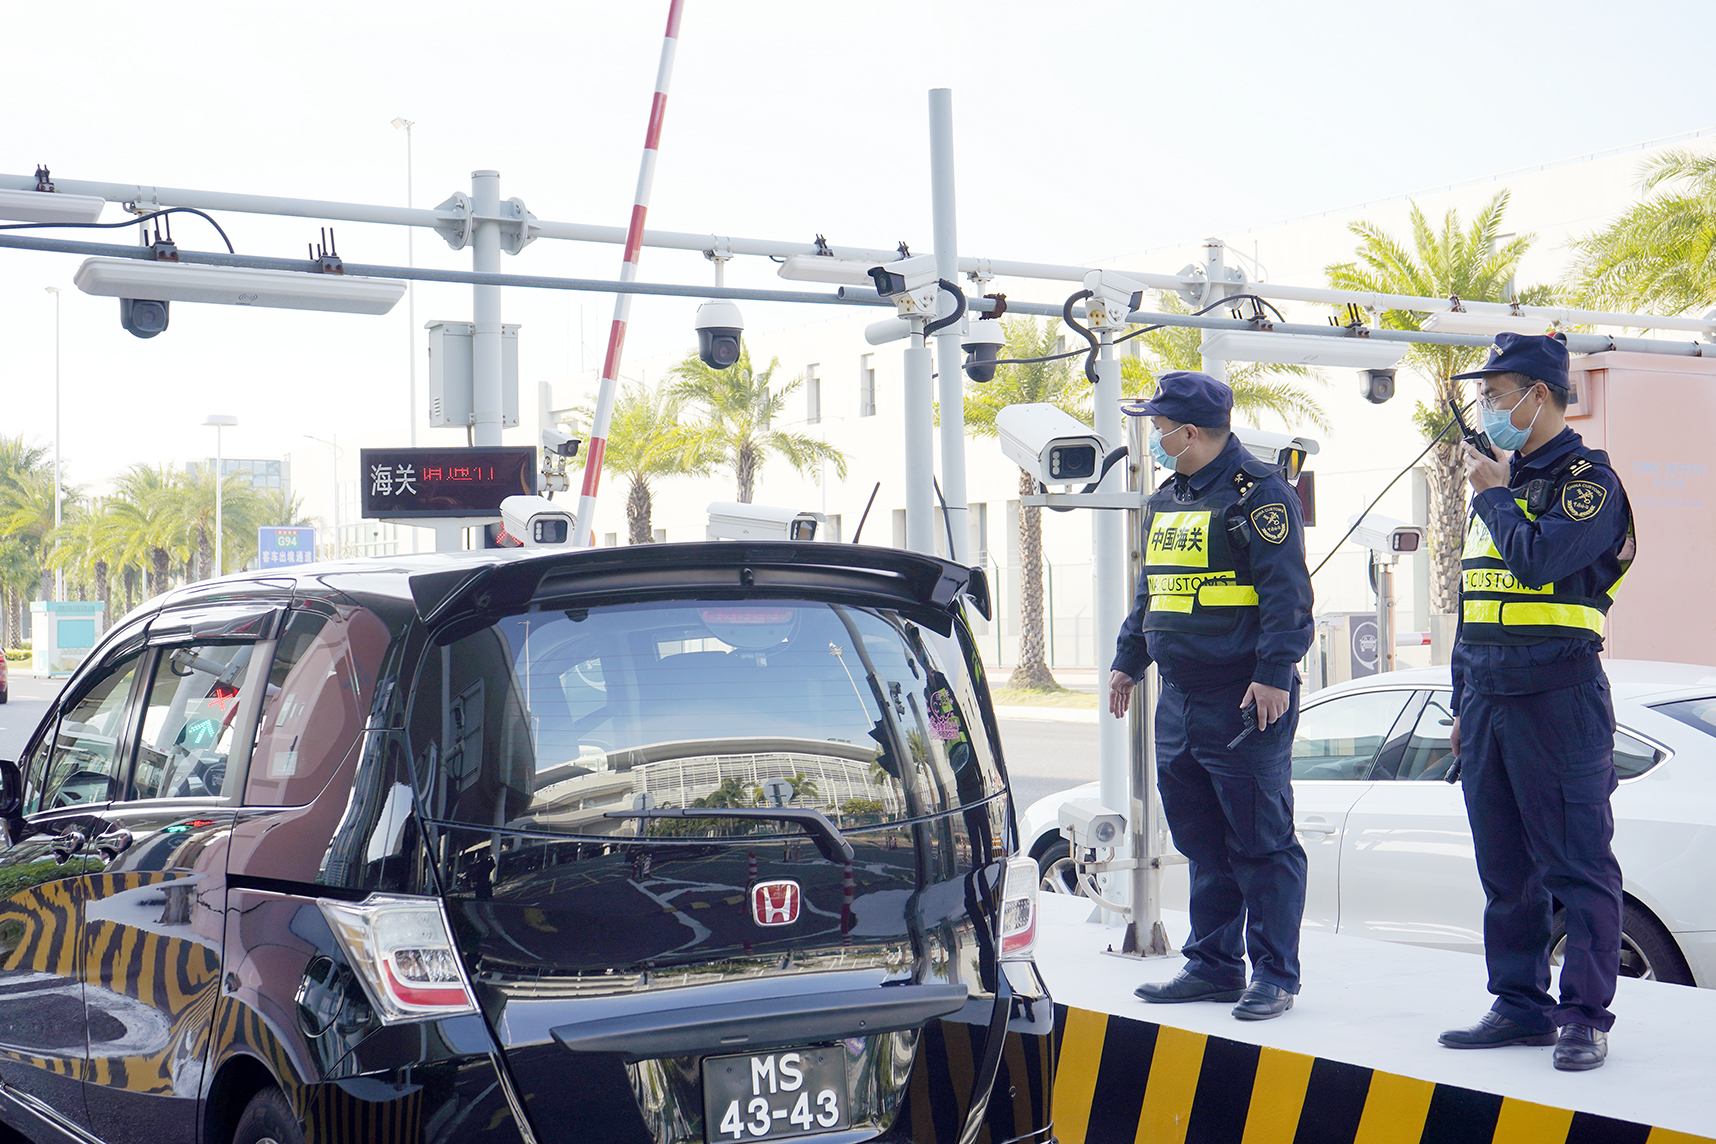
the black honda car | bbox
[0,542,1054,1144]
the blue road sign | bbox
[257,526,317,567]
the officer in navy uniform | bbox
[1110,371,1314,1022]
[1438,333,1633,1071]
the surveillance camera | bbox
[1348,511,1425,556]
[500,494,575,546]
[1360,368,1396,404]
[1082,270,1145,332]
[996,403,1107,486]
[868,254,943,317]
[694,299,744,370]
[961,318,1005,383]
[542,427,582,458]
[864,316,914,346]
[120,297,169,338]
[706,502,825,542]
[1058,798,1126,850]
[1230,425,1321,482]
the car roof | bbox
[1311,659,1716,705]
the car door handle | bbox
[1294,818,1338,836]
[95,828,134,861]
[50,829,87,863]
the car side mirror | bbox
[0,761,21,818]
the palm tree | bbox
[1119,293,1330,432]
[1571,149,1716,315]
[0,436,53,645]
[962,317,1087,690]
[109,464,189,598]
[578,383,716,544]
[157,465,268,580]
[668,343,848,503]
[45,500,116,612]
[1325,191,1554,613]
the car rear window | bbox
[407,599,1002,839]
[1650,697,1716,741]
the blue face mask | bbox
[1149,425,1191,469]
[1479,393,1540,453]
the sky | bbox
[3,0,1712,527]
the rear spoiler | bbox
[408,542,991,630]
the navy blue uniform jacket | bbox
[1452,426,1630,711]
[1111,436,1315,691]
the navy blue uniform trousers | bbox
[1459,680,1623,1031]
[1156,675,1306,993]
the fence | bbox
[972,559,1100,671]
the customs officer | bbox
[1109,371,1314,1021]
[1438,333,1633,1071]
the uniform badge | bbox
[1562,480,1606,522]
[1250,503,1290,545]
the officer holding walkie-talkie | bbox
[1437,333,1634,1072]
[1108,371,1314,1022]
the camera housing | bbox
[1082,270,1145,333]
[1058,798,1126,850]
[1348,511,1425,556]
[1360,368,1397,404]
[706,501,826,542]
[961,318,1005,383]
[868,254,943,317]
[121,297,170,339]
[694,299,744,369]
[1230,425,1321,482]
[996,403,1107,485]
[500,495,575,546]
[542,427,582,458]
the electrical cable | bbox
[0,207,236,253]
[1061,290,1101,386]
[923,279,966,336]
[932,476,958,559]
[970,293,1289,369]
[1307,414,1461,579]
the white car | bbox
[1019,660,1716,987]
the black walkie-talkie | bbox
[1447,398,1498,460]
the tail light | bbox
[999,855,1039,959]
[319,895,479,1023]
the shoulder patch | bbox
[1250,502,1291,545]
[1562,480,1606,521]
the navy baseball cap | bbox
[1129,370,1234,427]
[1451,331,1570,389]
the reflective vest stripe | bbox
[1198,584,1260,607]
[1498,600,1606,635]
[1149,596,1194,614]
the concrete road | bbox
[997,716,1098,815]
[0,674,58,762]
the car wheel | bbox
[0,686,7,704]
[1035,840,1083,896]
[1549,901,1695,987]
[231,1086,305,1144]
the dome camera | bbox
[1360,367,1396,404]
[120,297,169,339]
[962,318,1005,383]
[694,299,744,369]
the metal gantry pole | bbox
[1124,414,1172,955]
[928,87,967,563]
[903,320,935,554]
[1199,239,1229,382]
[572,0,686,550]
[47,286,62,602]
[213,424,224,576]
[1092,335,1128,910]
[470,170,504,456]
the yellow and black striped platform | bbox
[1049,1004,1713,1144]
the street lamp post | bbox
[391,118,417,449]
[204,415,238,577]
[303,435,341,559]
[44,286,61,601]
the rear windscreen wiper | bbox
[605,806,855,864]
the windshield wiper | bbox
[605,806,854,864]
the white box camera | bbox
[707,502,826,542]
[1058,798,1126,850]
[500,495,575,546]
[1348,512,1425,556]
[996,403,1107,486]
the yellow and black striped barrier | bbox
[1050,1004,1712,1144]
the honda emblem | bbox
[751,880,801,926]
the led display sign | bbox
[359,446,537,519]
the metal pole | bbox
[1093,336,1128,913]
[47,286,61,602]
[903,322,935,553]
[1199,239,1229,382]
[1123,413,1172,956]
[470,170,504,449]
[572,0,686,549]
[928,88,967,564]
[1379,557,1398,673]
[214,425,224,577]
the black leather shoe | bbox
[1134,971,1245,1004]
[1553,1024,1607,1071]
[1231,981,1293,1021]
[1438,1011,1557,1049]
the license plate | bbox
[703,1046,849,1142]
